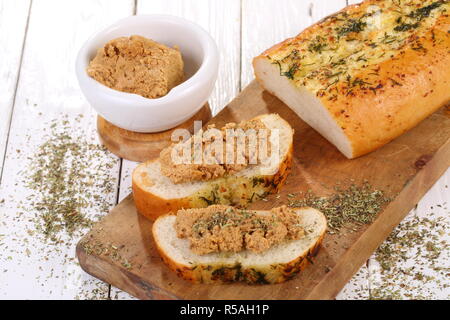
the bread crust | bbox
[152,209,327,284]
[254,0,450,158]
[132,177,192,221]
[132,115,294,221]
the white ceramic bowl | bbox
[76,15,219,132]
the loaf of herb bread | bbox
[253,0,450,158]
[132,114,294,221]
[152,207,327,284]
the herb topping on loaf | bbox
[266,0,449,100]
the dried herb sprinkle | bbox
[288,181,390,232]
[23,115,117,241]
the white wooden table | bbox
[0,0,448,300]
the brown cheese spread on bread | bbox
[174,205,304,255]
[160,119,271,184]
[254,0,450,158]
[87,35,184,99]
[132,114,294,221]
[153,206,327,284]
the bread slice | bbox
[132,114,294,221]
[153,207,327,284]
[253,0,450,158]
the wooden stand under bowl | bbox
[97,104,212,162]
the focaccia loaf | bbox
[253,0,450,158]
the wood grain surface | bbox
[77,80,450,300]
[0,0,30,176]
[0,0,448,300]
[0,0,134,299]
[97,104,212,162]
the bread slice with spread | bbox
[254,0,450,158]
[152,205,327,284]
[132,114,294,221]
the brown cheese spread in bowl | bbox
[174,205,304,255]
[87,35,184,99]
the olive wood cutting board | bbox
[77,80,450,300]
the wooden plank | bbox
[241,0,369,300]
[0,0,134,299]
[137,0,241,115]
[108,0,243,300]
[347,0,364,5]
[125,0,241,201]
[336,266,370,300]
[0,0,31,179]
[340,0,449,299]
[241,0,347,88]
[76,80,450,299]
[110,159,137,300]
[345,0,450,298]
[295,0,373,299]
[366,169,450,299]
[0,0,445,300]
[342,0,369,297]
[111,0,368,300]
